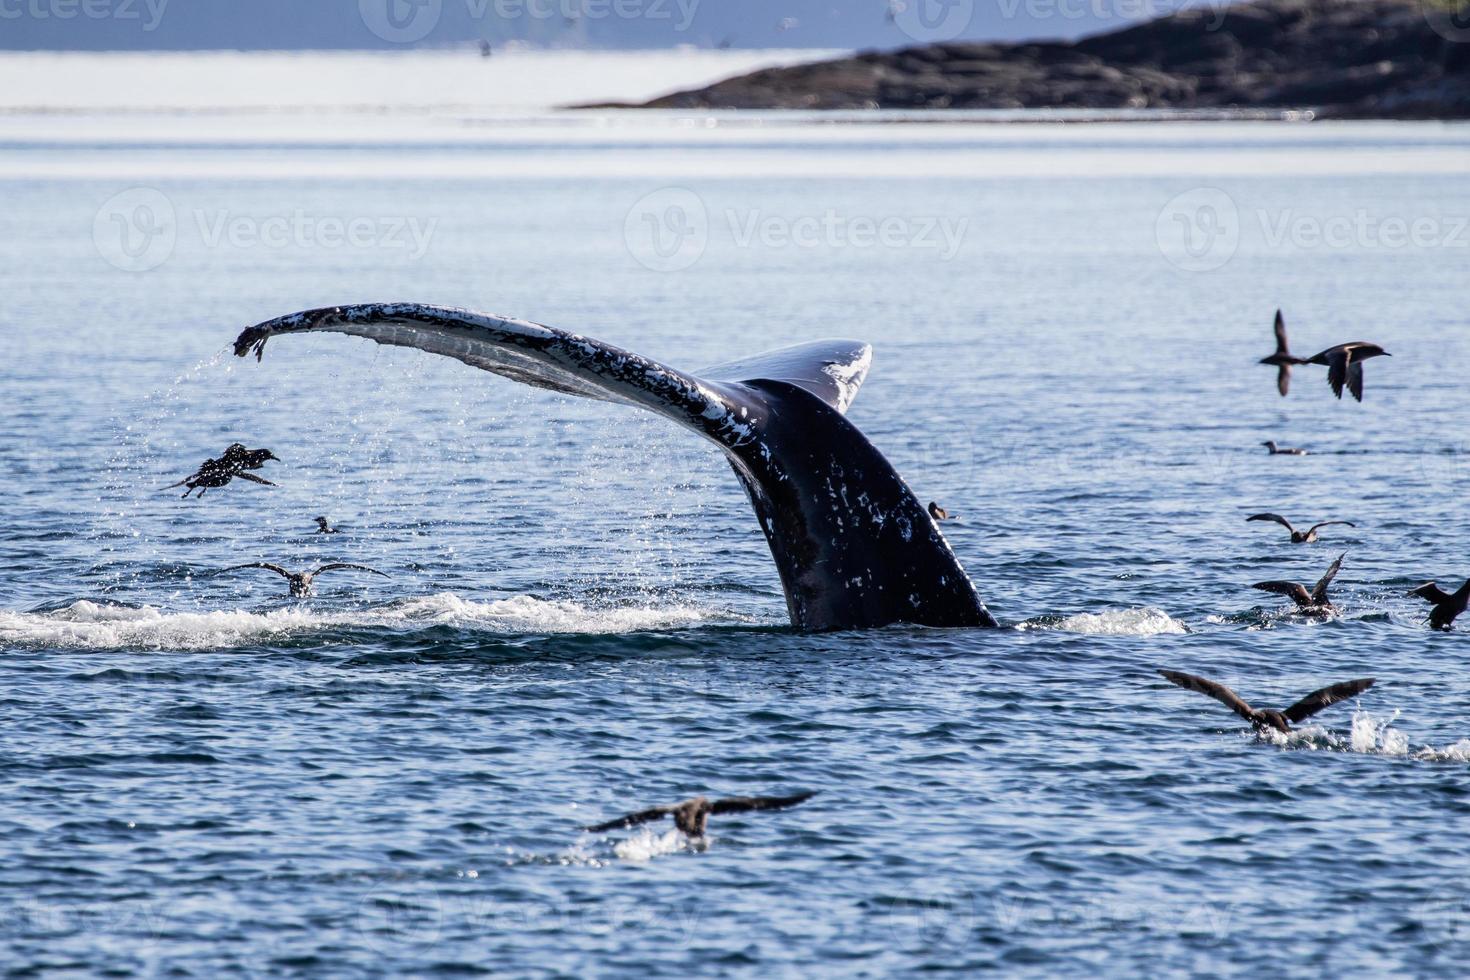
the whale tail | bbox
[232,304,995,631]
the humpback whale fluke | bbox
[1246,513,1356,544]
[1412,579,1470,631]
[216,561,388,597]
[1259,310,1306,397]
[584,791,816,838]
[1159,670,1374,733]
[1251,552,1345,615]
[232,303,996,632]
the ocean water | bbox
[3,60,1470,974]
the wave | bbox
[0,593,732,651]
[1025,607,1189,637]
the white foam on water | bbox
[611,827,689,862]
[0,593,727,651]
[1049,607,1189,637]
[1256,710,1470,763]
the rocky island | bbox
[602,0,1470,119]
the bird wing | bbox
[1247,513,1295,533]
[1159,670,1256,721]
[1283,678,1375,723]
[584,805,673,833]
[1346,358,1365,402]
[1311,553,1345,604]
[1277,364,1291,397]
[1273,310,1289,356]
[236,472,277,486]
[1306,521,1355,537]
[1318,347,1350,399]
[709,791,817,815]
[312,563,389,578]
[1252,580,1314,607]
[1413,582,1452,605]
[217,563,292,579]
[156,476,197,490]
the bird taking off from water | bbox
[215,562,387,597]
[1263,441,1308,456]
[1246,513,1356,544]
[1159,670,1374,734]
[1412,579,1470,631]
[1305,342,1391,402]
[1252,552,1345,615]
[584,791,816,839]
[161,443,278,497]
[1259,310,1307,397]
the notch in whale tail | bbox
[233,303,996,631]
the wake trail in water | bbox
[1020,607,1189,637]
[0,593,741,651]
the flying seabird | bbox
[1412,579,1470,631]
[1246,513,1356,544]
[584,791,816,839]
[160,443,279,497]
[314,516,339,534]
[1252,552,1345,614]
[1259,310,1307,397]
[216,562,387,597]
[1263,441,1308,456]
[1305,342,1391,402]
[928,502,953,521]
[1159,670,1375,734]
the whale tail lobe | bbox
[233,303,994,631]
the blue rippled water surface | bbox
[3,107,1470,976]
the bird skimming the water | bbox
[584,791,816,839]
[1252,553,1345,615]
[216,562,387,597]
[1412,579,1470,631]
[1246,513,1356,544]
[1305,342,1391,402]
[1159,670,1374,734]
[161,443,279,497]
[1259,310,1307,397]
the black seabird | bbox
[314,516,339,534]
[1412,579,1470,631]
[928,501,952,522]
[584,791,816,838]
[1160,670,1374,734]
[161,443,279,497]
[1259,310,1307,397]
[1246,513,1356,544]
[1252,552,1345,615]
[1305,342,1391,402]
[216,562,387,597]
[1263,441,1308,456]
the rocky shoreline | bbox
[591,0,1470,119]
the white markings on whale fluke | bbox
[232,303,997,631]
